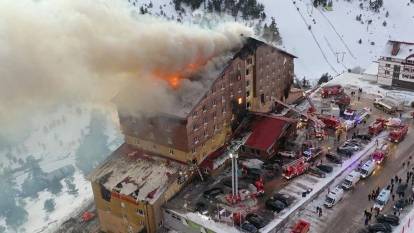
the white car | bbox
[278,151,296,158]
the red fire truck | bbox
[321,85,343,98]
[368,118,386,135]
[389,125,408,143]
[291,219,310,233]
[318,115,341,129]
[372,143,390,164]
[283,157,310,180]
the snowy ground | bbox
[0,103,123,233]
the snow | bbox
[382,41,414,59]
[0,103,123,232]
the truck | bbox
[354,108,371,125]
[282,157,310,180]
[318,115,340,129]
[341,170,361,190]
[334,93,351,107]
[373,189,391,211]
[389,125,408,143]
[324,186,344,208]
[321,84,343,98]
[360,160,376,178]
[373,97,403,114]
[368,118,386,135]
[372,143,390,164]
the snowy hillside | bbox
[131,0,414,80]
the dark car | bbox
[203,187,223,199]
[272,193,295,207]
[396,184,408,196]
[376,214,399,226]
[245,213,266,229]
[262,163,281,172]
[337,147,354,157]
[356,227,369,233]
[265,199,286,213]
[308,167,326,178]
[244,168,263,181]
[353,134,372,141]
[266,157,284,166]
[367,222,392,233]
[394,199,409,210]
[241,222,258,233]
[326,153,342,164]
[195,201,208,214]
[316,164,333,173]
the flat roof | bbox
[89,144,188,204]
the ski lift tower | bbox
[230,153,239,204]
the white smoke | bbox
[0,0,253,141]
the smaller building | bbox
[377,40,414,89]
[89,144,189,233]
[239,115,297,159]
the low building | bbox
[239,115,297,159]
[377,40,414,89]
[89,144,189,233]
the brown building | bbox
[91,37,295,233]
[120,37,296,166]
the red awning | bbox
[245,116,289,151]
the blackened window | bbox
[100,185,111,202]
[260,94,265,104]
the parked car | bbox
[353,134,372,141]
[278,151,297,158]
[326,153,342,164]
[272,193,295,207]
[367,223,392,233]
[265,199,286,213]
[356,227,369,233]
[195,201,208,214]
[308,167,326,178]
[317,164,333,173]
[241,222,258,233]
[245,213,266,229]
[203,187,223,199]
[394,199,409,211]
[396,184,408,196]
[376,214,399,226]
[336,147,354,157]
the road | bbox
[281,120,414,233]
[322,124,414,233]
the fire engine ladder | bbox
[194,164,204,182]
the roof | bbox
[162,37,296,119]
[244,115,291,151]
[382,40,414,59]
[89,144,188,204]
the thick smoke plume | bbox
[0,0,252,141]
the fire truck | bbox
[321,84,344,98]
[372,143,390,164]
[368,118,386,135]
[318,115,340,129]
[282,157,310,180]
[334,93,351,107]
[291,219,310,233]
[389,125,408,143]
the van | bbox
[360,160,375,178]
[373,189,391,211]
[342,170,361,190]
[324,186,344,208]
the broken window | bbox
[100,185,111,202]
[260,94,265,104]
[169,149,174,155]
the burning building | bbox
[90,37,295,233]
[119,37,296,166]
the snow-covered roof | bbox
[381,40,414,59]
[89,144,188,204]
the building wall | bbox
[92,177,186,233]
[377,56,414,89]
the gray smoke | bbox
[0,0,253,141]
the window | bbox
[385,70,390,75]
[202,105,206,112]
[238,97,243,105]
[212,99,217,106]
[245,69,249,75]
[247,58,253,64]
[137,209,144,216]
[386,57,392,61]
[246,91,250,97]
[193,111,197,117]
[385,63,391,67]
[194,137,199,144]
[246,80,250,86]
[169,149,174,155]
[260,94,265,104]
[247,102,251,108]
[193,124,198,131]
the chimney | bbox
[391,42,401,56]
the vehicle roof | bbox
[377,189,391,200]
[362,160,375,168]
